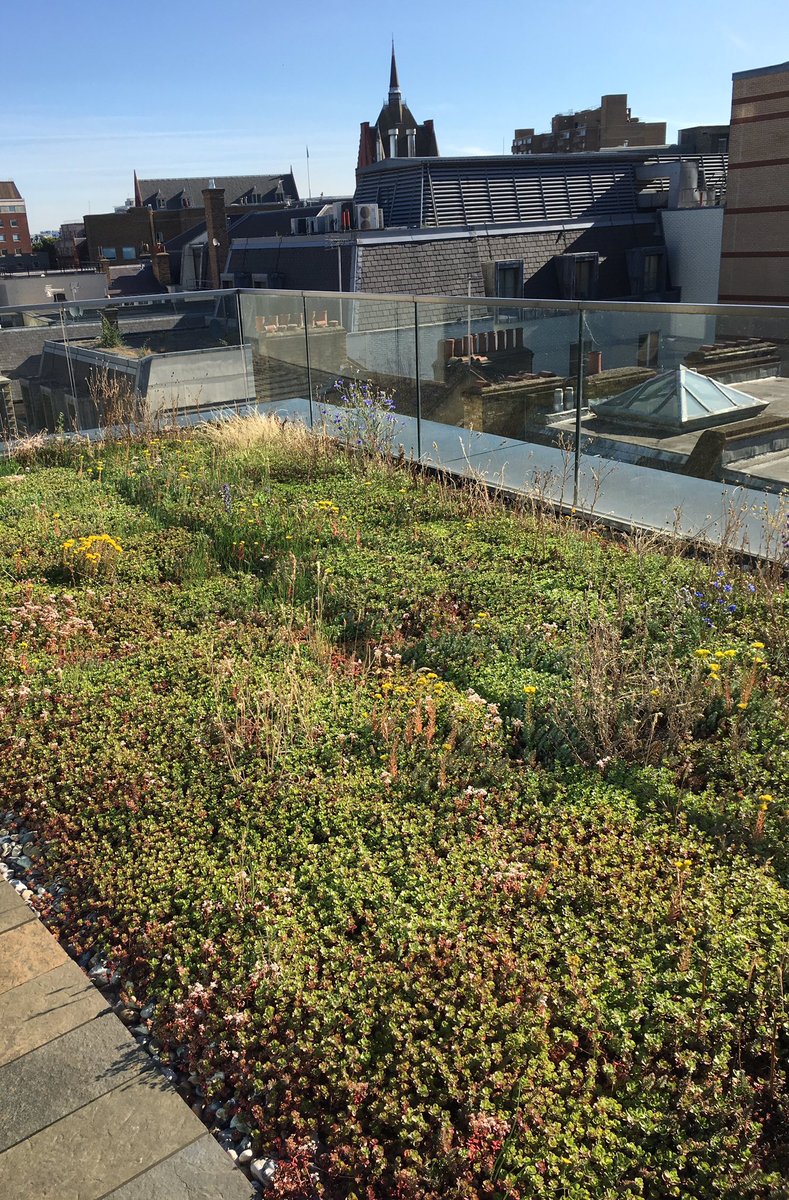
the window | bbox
[12,235,20,243]
[555,253,599,300]
[638,331,660,368]
[627,247,666,296]
[52,292,67,303]
[0,236,5,243]
[122,247,136,261]
[10,219,18,227]
[495,260,524,298]
[574,258,595,299]
[100,247,117,261]
[643,253,661,294]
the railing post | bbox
[302,295,314,429]
[573,306,584,511]
[413,299,422,461]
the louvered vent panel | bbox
[488,177,520,222]
[459,177,493,222]
[514,175,548,220]
[389,169,423,227]
[540,175,573,220]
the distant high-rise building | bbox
[513,94,667,155]
[357,44,439,170]
[719,60,789,303]
[0,182,33,257]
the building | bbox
[513,94,667,155]
[0,269,108,308]
[357,45,438,169]
[719,60,789,303]
[678,126,730,154]
[0,182,33,257]
[83,173,300,270]
[225,148,727,308]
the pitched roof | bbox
[134,174,299,210]
[106,264,167,297]
[590,366,768,432]
[0,181,23,201]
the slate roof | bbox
[106,264,167,297]
[590,366,768,432]
[0,181,23,201]
[134,174,299,210]
[226,205,327,240]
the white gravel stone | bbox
[250,1158,277,1185]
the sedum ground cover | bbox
[1,418,789,1199]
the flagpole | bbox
[306,146,312,204]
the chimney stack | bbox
[203,185,229,289]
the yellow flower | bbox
[737,701,749,710]
[751,641,765,650]
[523,685,537,695]
[694,649,711,657]
[759,794,773,803]
[650,688,660,697]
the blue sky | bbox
[3,0,787,232]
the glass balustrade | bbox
[2,285,788,556]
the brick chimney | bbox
[152,248,172,288]
[202,184,229,289]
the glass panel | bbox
[577,303,789,555]
[237,289,310,425]
[415,295,581,508]
[0,288,248,436]
[305,291,418,455]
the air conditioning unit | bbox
[354,203,382,230]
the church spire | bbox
[388,41,401,101]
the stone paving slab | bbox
[103,1134,255,1200]
[0,1073,208,1200]
[0,880,254,1198]
[0,960,108,1069]
[0,915,68,995]
[0,1011,146,1152]
[0,887,35,935]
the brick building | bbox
[83,173,300,270]
[718,60,789,303]
[513,94,666,155]
[0,182,33,258]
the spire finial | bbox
[389,40,401,98]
